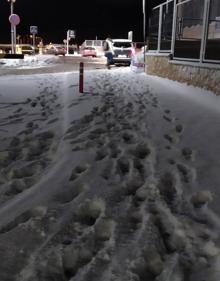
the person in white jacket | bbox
[103,37,114,69]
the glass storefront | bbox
[148,0,220,63]
[205,0,220,61]
[161,1,174,50]
[148,1,174,51]
[174,0,204,59]
[148,8,160,50]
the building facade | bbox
[146,0,220,94]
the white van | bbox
[104,39,135,65]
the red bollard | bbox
[79,62,84,93]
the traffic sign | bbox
[68,30,75,39]
[9,14,20,26]
[30,26,38,34]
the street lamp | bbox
[7,0,16,54]
[143,0,146,68]
[143,0,146,43]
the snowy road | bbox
[0,55,106,76]
[0,63,220,281]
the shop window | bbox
[160,1,174,50]
[205,0,220,61]
[174,0,204,59]
[148,8,160,50]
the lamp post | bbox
[143,0,146,68]
[8,0,16,54]
[143,0,146,43]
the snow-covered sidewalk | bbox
[0,67,220,281]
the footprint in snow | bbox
[176,163,196,183]
[163,115,173,122]
[117,156,130,176]
[53,182,86,204]
[182,147,193,161]
[164,133,178,144]
[0,207,47,234]
[69,163,89,181]
[175,124,184,134]
[131,143,151,159]
[95,148,109,161]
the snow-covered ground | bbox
[1,58,220,281]
[0,55,60,69]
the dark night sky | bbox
[0,0,164,44]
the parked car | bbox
[81,46,97,57]
[16,44,35,55]
[104,39,135,65]
[0,44,12,54]
[44,44,66,56]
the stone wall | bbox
[145,54,220,95]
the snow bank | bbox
[0,54,59,69]
[130,51,145,73]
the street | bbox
[0,55,107,76]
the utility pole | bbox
[143,0,146,44]
[8,0,16,54]
[143,0,146,68]
[33,33,36,55]
[67,30,69,55]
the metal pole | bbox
[67,31,69,55]
[158,5,163,52]
[14,25,16,54]
[33,33,36,55]
[200,0,210,63]
[143,0,146,70]
[171,0,177,56]
[79,62,84,93]
[10,1,15,54]
[143,0,146,43]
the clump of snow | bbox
[77,198,105,224]
[130,50,145,73]
[94,218,115,241]
[62,245,93,277]
[30,206,48,218]
[191,190,213,208]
